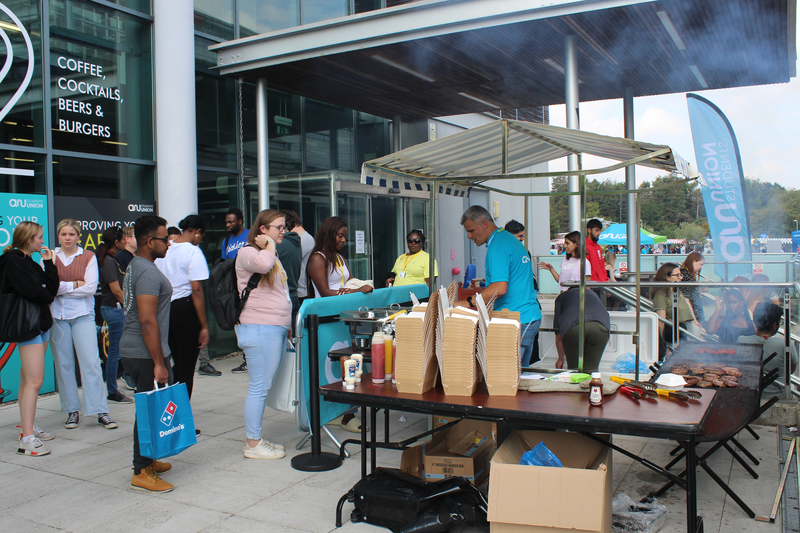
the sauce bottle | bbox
[351,353,364,383]
[589,373,603,406]
[392,341,397,384]
[384,334,394,381]
[344,359,358,390]
[340,356,350,385]
[371,332,385,384]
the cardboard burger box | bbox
[400,419,497,486]
[488,430,612,533]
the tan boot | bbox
[150,459,172,474]
[131,466,174,493]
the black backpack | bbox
[208,253,260,331]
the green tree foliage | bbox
[675,221,708,244]
[549,174,798,239]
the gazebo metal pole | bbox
[578,155,586,373]
[624,87,638,274]
[635,195,642,379]
[428,182,437,296]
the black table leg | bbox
[370,406,377,473]
[385,408,390,444]
[686,435,699,533]
[361,405,367,479]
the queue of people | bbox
[2,207,794,494]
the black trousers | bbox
[122,356,173,471]
[169,296,201,398]
[562,322,610,373]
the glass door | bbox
[371,196,404,285]
[337,193,370,281]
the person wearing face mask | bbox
[0,221,59,455]
[306,216,373,297]
[235,209,291,460]
[49,219,118,432]
[391,229,438,287]
[455,206,542,367]
[155,215,209,400]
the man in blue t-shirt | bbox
[455,205,542,367]
[220,208,249,260]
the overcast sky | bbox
[549,43,799,190]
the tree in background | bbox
[675,221,708,244]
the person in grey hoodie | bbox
[277,210,302,336]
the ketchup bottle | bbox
[371,332,385,384]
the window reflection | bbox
[305,100,354,172]
[0,1,44,148]
[0,151,46,194]
[52,155,154,200]
[196,36,236,169]
[194,0,234,40]
[301,0,351,25]
[239,0,298,37]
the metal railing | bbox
[560,280,798,399]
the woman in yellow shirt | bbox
[391,230,438,286]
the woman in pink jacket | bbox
[235,209,291,460]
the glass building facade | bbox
[0,0,425,357]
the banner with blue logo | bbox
[296,285,430,433]
[792,231,800,255]
[0,192,55,405]
[687,93,751,280]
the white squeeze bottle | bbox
[344,359,358,390]
[350,353,364,382]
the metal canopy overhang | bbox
[359,119,699,195]
[210,0,796,120]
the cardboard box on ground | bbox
[488,430,613,533]
[401,418,497,486]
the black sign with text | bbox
[53,196,156,251]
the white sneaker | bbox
[17,425,55,441]
[243,438,285,460]
[17,436,50,456]
[263,439,285,451]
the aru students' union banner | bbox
[687,93,752,281]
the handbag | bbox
[266,339,297,414]
[0,260,40,343]
[135,381,197,459]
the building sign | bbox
[0,191,55,403]
[54,196,156,250]
[54,55,123,140]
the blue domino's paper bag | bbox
[135,382,197,459]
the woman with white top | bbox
[537,231,592,368]
[538,231,591,291]
[306,216,373,297]
[49,219,117,430]
[155,215,209,399]
[236,209,290,460]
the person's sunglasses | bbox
[150,235,169,244]
[407,238,421,244]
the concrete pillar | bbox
[624,87,639,272]
[565,35,580,232]
[256,78,270,211]
[154,0,197,225]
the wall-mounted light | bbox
[458,92,501,109]
[372,55,435,83]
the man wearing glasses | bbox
[121,216,177,494]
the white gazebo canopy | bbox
[360,120,699,194]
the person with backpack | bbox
[235,209,290,460]
[0,221,59,455]
[222,208,249,373]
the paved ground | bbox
[0,355,788,533]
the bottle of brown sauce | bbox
[589,373,603,406]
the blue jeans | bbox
[50,313,108,415]
[235,323,288,440]
[520,319,542,368]
[101,306,124,395]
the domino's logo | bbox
[160,401,177,426]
